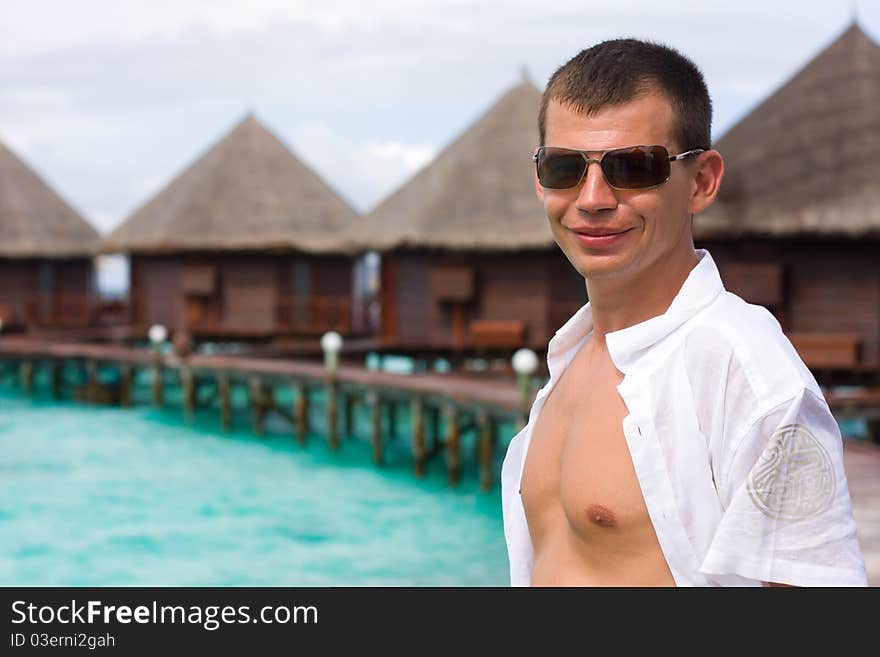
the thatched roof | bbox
[0,139,98,258]
[103,114,359,254]
[361,78,554,251]
[697,22,880,239]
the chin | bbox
[570,250,639,281]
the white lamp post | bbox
[148,324,168,350]
[321,331,343,375]
[511,348,539,418]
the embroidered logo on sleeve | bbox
[745,424,836,521]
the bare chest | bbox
[520,349,653,545]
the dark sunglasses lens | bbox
[537,148,586,189]
[602,146,670,189]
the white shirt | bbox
[501,248,868,587]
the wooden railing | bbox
[277,295,352,334]
[179,295,354,336]
[24,294,93,327]
[22,294,131,328]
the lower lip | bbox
[572,229,633,248]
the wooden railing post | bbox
[294,380,308,445]
[444,404,460,486]
[119,363,133,407]
[181,367,195,422]
[218,373,231,432]
[477,410,496,492]
[411,397,426,478]
[326,376,339,450]
[19,360,34,395]
[151,358,164,407]
[369,389,382,465]
[51,360,63,399]
[86,359,98,404]
[250,376,272,437]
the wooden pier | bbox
[4,335,877,495]
[0,337,536,491]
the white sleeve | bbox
[699,387,868,586]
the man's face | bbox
[537,93,699,283]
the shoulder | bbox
[680,290,823,404]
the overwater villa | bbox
[0,139,99,332]
[102,114,362,342]
[697,22,880,376]
[362,76,587,358]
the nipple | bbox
[585,504,617,528]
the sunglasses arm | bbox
[668,148,706,161]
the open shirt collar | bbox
[547,248,725,376]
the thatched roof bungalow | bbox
[0,139,98,330]
[361,76,587,355]
[103,114,363,340]
[697,22,880,372]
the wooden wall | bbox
[478,251,550,348]
[132,256,182,330]
[699,239,880,365]
[383,249,587,350]
[131,252,355,336]
[0,258,93,328]
[311,255,353,297]
[386,252,430,344]
[221,258,277,332]
[0,259,36,326]
[546,250,589,336]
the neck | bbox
[585,246,700,351]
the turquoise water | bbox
[0,369,512,586]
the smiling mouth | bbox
[571,228,632,237]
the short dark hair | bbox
[538,38,712,152]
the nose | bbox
[575,159,618,215]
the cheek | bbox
[542,194,569,224]
[625,195,666,236]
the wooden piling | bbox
[326,378,339,450]
[218,373,231,432]
[19,360,34,395]
[411,396,426,478]
[51,360,63,399]
[151,361,164,407]
[294,380,308,445]
[342,391,354,437]
[477,410,495,492]
[181,367,195,422]
[250,377,272,437]
[119,363,133,407]
[369,389,382,465]
[387,401,398,441]
[444,404,460,486]
[429,404,441,450]
[86,360,98,404]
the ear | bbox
[687,149,724,215]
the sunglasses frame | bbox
[532,145,706,191]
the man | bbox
[500,38,868,586]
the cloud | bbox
[290,122,435,213]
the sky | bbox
[1,0,878,239]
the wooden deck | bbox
[843,441,880,586]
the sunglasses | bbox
[533,145,705,190]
